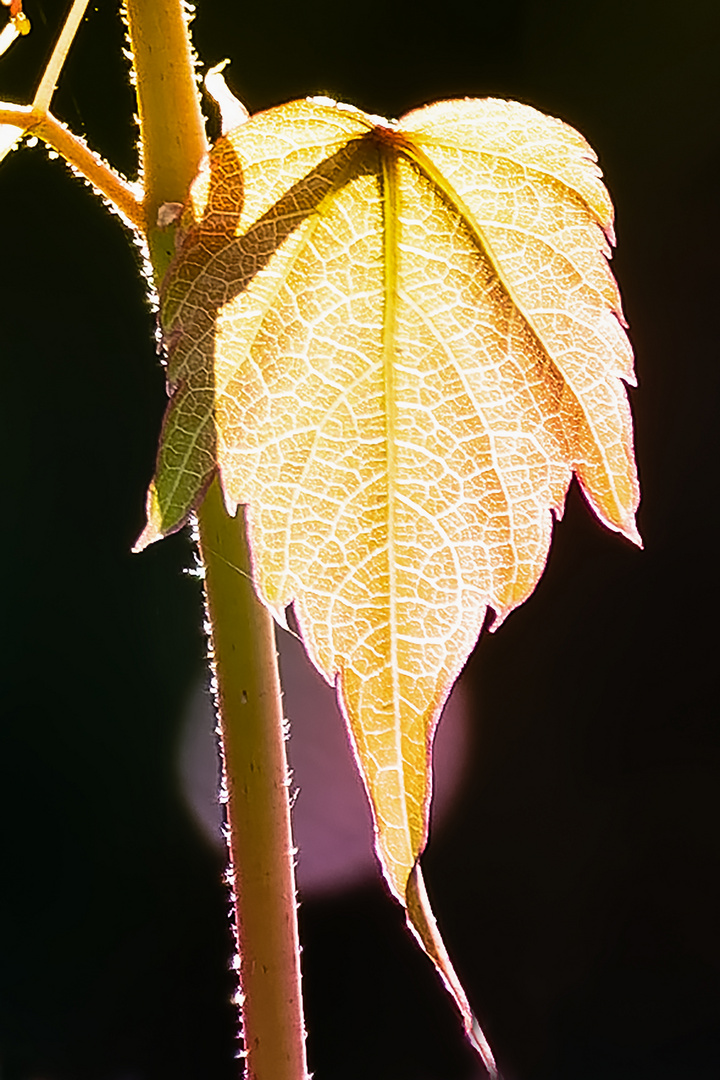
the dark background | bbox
[1,1,719,1078]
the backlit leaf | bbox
[137,96,640,1072]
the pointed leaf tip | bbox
[406,864,499,1078]
[132,483,165,553]
[625,513,643,549]
[141,95,640,1069]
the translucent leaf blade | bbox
[401,98,640,541]
[137,97,640,1074]
[137,100,374,545]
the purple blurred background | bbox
[1,1,719,1078]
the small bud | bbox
[157,201,184,228]
[13,13,31,36]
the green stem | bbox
[125,4,307,1078]
[197,481,308,1080]
[125,0,207,273]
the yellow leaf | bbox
[137,96,639,1071]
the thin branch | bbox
[0,21,19,59]
[0,3,30,58]
[32,0,90,113]
[0,102,32,126]
[34,112,144,230]
[0,103,143,226]
[2,1,144,227]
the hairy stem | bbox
[0,104,143,226]
[1,0,144,231]
[126,3,307,1078]
[125,0,207,272]
[198,482,308,1080]
[36,112,144,228]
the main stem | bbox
[198,482,307,1079]
[125,3,307,1078]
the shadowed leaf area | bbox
[137,95,639,1072]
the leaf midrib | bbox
[380,140,414,872]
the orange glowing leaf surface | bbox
[137,96,640,1073]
